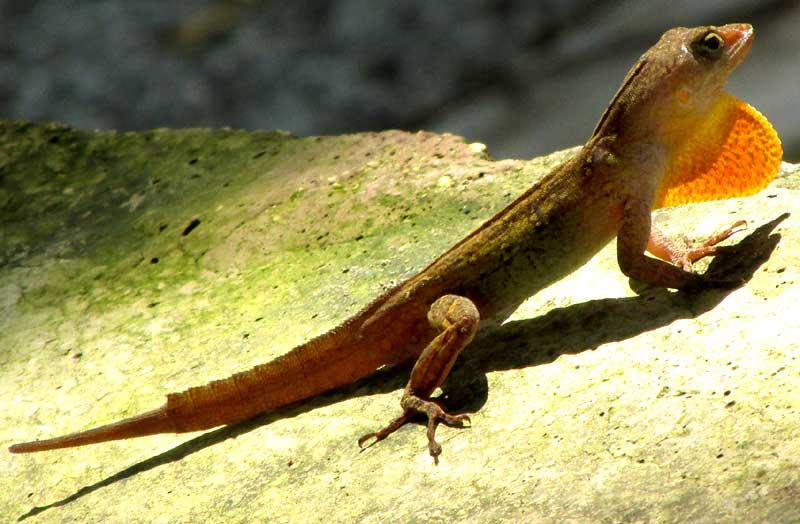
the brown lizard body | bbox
[9,24,782,458]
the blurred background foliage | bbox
[2,0,798,160]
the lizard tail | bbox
[9,407,173,453]
[9,297,419,452]
[161,317,408,433]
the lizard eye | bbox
[691,31,725,60]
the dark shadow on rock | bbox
[18,213,786,520]
[367,213,785,415]
[443,213,787,407]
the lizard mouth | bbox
[719,23,754,68]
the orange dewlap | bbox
[654,93,782,208]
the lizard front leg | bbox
[358,294,479,460]
[617,198,743,289]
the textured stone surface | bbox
[1,121,798,523]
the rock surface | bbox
[1,121,799,523]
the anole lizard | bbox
[9,24,782,459]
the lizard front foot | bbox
[673,220,747,270]
[671,220,748,290]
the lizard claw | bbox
[357,433,378,449]
[425,409,470,460]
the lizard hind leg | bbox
[357,294,479,461]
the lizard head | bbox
[591,24,755,143]
[644,24,754,128]
[646,24,781,207]
[595,24,781,208]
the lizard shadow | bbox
[445,211,788,411]
[17,212,786,520]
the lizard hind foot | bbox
[357,398,471,461]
